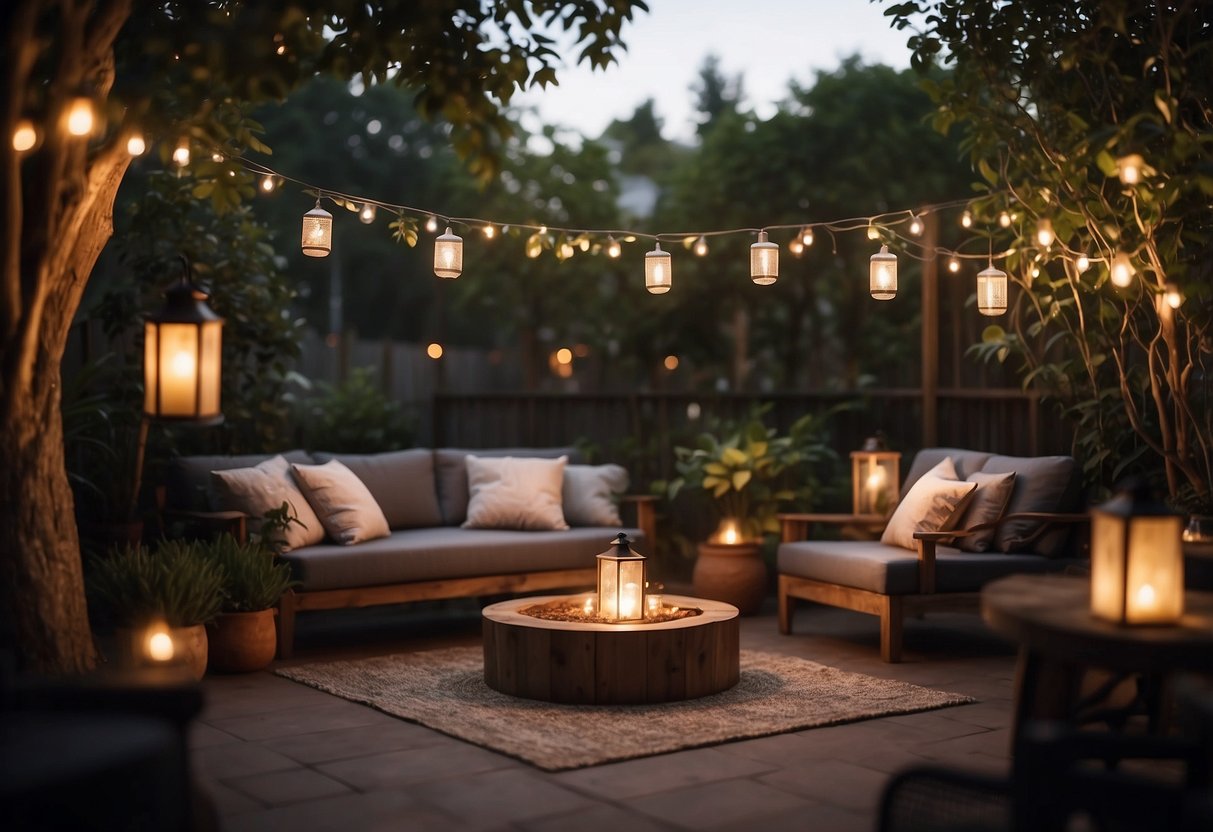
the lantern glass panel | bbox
[434,230,463,278]
[646,247,672,294]
[1125,515,1184,623]
[1090,510,1127,621]
[976,267,1008,316]
[851,451,900,515]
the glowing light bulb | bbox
[211,152,224,163]
[663,355,679,371]
[960,210,973,229]
[425,215,438,233]
[426,342,443,359]
[146,629,175,662]
[866,223,880,241]
[606,236,621,258]
[65,97,94,136]
[694,236,708,257]
[1110,252,1135,287]
[359,203,377,224]
[788,237,804,256]
[998,211,1011,228]
[259,174,276,193]
[1036,218,1055,247]
[1117,153,1144,185]
[948,257,961,273]
[1164,282,1182,309]
[1135,582,1156,609]
[1075,253,1090,273]
[169,350,196,379]
[126,133,146,156]
[172,139,190,167]
[482,224,495,239]
[801,227,814,247]
[908,215,923,236]
[12,120,36,152]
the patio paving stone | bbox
[225,767,353,806]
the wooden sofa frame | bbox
[777,511,1089,662]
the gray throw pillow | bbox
[311,450,440,529]
[980,455,1081,556]
[901,448,992,494]
[167,450,313,512]
[562,464,629,527]
[955,471,1016,553]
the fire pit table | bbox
[482,594,739,704]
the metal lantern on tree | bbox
[750,230,778,285]
[869,244,897,300]
[597,533,646,622]
[851,434,900,516]
[1090,481,1184,625]
[143,257,224,426]
[433,227,464,278]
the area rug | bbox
[277,647,974,771]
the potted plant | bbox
[86,540,225,679]
[659,407,835,613]
[199,530,298,673]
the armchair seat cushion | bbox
[777,540,1064,595]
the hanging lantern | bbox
[1035,218,1055,248]
[434,227,463,279]
[976,261,1008,316]
[851,435,900,516]
[750,230,778,285]
[1090,481,1184,625]
[596,533,646,622]
[646,242,672,294]
[869,244,897,300]
[301,198,333,257]
[1110,251,1135,288]
[143,258,224,425]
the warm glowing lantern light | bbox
[482,224,496,240]
[1035,218,1055,247]
[143,260,224,424]
[1090,481,1183,625]
[711,518,745,545]
[908,215,923,236]
[1110,251,1135,287]
[788,236,804,256]
[426,342,443,359]
[851,435,900,516]
[663,354,679,371]
[998,211,1011,228]
[425,215,439,233]
[801,227,814,246]
[301,199,333,257]
[960,210,973,228]
[1117,153,1145,185]
[146,627,175,662]
[645,242,672,294]
[172,139,191,167]
[359,203,377,224]
[948,256,961,274]
[606,236,622,258]
[66,97,94,136]
[259,174,276,193]
[750,230,778,285]
[976,262,1008,316]
[126,133,146,156]
[694,236,709,257]
[13,120,37,152]
[1164,282,1183,309]
[870,244,897,300]
[597,533,646,622]
[1075,253,1090,274]
[434,227,463,278]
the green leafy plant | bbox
[656,406,836,541]
[294,368,415,452]
[196,534,297,612]
[257,501,309,557]
[86,541,225,628]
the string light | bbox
[645,242,672,294]
[870,244,897,300]
[65,97,94,136]
[434,227,464,278]
[1110,251,1135,288]
[976,259,1008,316]
[947,256,961,273]
[12,120,37,152]
[801,227,814,247]
[426,343,444,359]
[693,236,708,257]
[998,211,1011,228]
[172,139,191,167]
[606,236,622,258]
[211,152,224,163]
[259,174,277,193]
[301,197,333,257]
[788,236,804,256]
[750,230,778,285]
[126,133,146,156]
[425,215,439,233]
[1164,282,1183,309]
[1075,253,1090,273]
[1036,218,1055,248]
[482,224,496,240]
[866,223,880,241]
[908,215,923,236]
[1117,153,1145,185]
[960,210,973,229]
[359,203,377,224]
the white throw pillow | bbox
[955,471,1017,553]
[880,458,977,550]
[291,459,391,545]
[562,464,629,527]
[210,455,325,552]
[463,455,570,531]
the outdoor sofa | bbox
[777,447,1089,662]
[161,446,654,657]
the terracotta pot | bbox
[206,609,277,673]
[693,541,768,615]
[113,623,208,681]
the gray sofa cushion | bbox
[311,450,441,529]
[902,448,992,493]
[980,454,1081,556]
[165,450,314,512]
[281,526,644,591]
[434,447,583,526]
[777,540,1061,595]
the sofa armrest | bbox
[621,495,657,547]
[162,508,250,542]
[778,513,887,543]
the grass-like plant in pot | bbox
[198,533,298,673]
[86,541,225,680]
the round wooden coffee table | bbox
[482,594,739,705]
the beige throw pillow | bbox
[291,460,391,545]
[562,464,629,527]
[463,455,569,531]
[956,471,1017,553]
[210,455,325,552]
[880,458,977,550]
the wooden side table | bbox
[981,574,1213,745]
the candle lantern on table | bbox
[597,533,646,622]
[1090,480,1184,625]
[851,434,900,516]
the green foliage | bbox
[87,542,225,628]
[295,368,415,452]
[195,534,297,612]
[887,0,1212,508]
[257,502,310,557]
[655,405,837,541]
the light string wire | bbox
[230,151,1105,268]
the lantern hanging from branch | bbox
[597,533,646,622]
[851,434,900,516]
[143,257,224,425]
[1090,481,1184,625]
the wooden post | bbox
[922,212,939,447]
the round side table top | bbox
[981,574,1213,675]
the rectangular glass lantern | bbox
[597,533,646,622]
[851,439,900,516]
[1090,486,1184,625]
